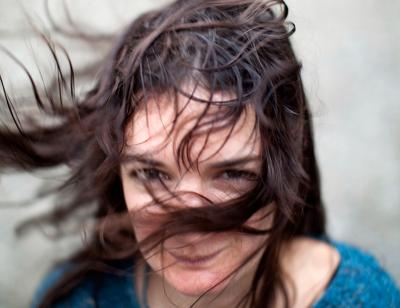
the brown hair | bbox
[0,0,326,307]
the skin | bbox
[120,87,340,307]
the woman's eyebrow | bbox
[121,153,260,169]
[208,155,261,169]
[121,153,166,168]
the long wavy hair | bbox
[0,0,326,307]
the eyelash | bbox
[129,168,257,183]
[130,168,170,182]
[219,170,258,181]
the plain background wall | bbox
[0,0,399,307]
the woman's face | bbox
[120,88,273,296]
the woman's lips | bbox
[168,248,224,267]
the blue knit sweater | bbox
[32,237,400,307]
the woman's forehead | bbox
[124,90,260,163]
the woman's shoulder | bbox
[313,236,400,307]
[31,261,140,308]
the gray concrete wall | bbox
[0,0,399,307]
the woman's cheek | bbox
[121,184,158,241]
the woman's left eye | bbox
[218,170,258,182]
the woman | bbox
[1,0,399,307]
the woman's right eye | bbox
[130,168,170,182]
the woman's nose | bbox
[174,175,207,208]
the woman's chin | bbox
[163,266,231,296]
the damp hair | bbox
[0,0,326,307]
